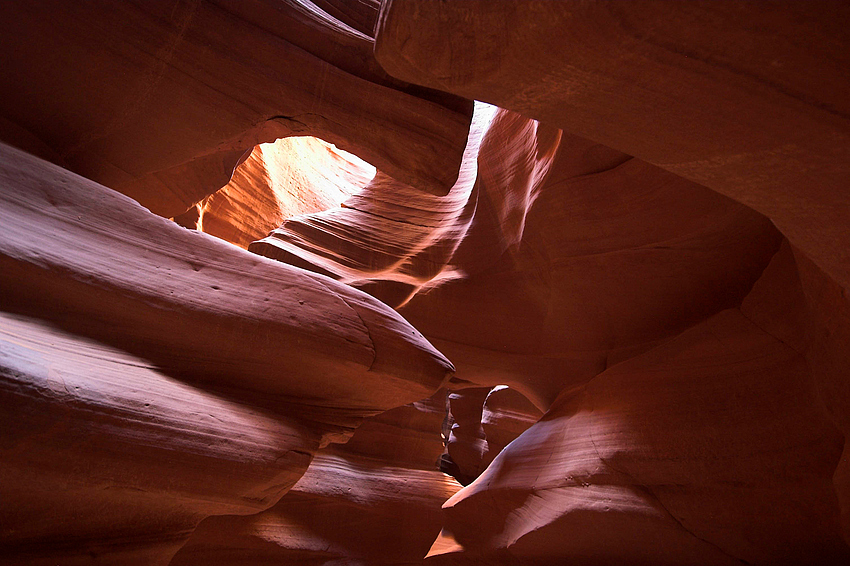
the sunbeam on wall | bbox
[175,136,376,249]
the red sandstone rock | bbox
[479,385,542,471]
[252,103,782,410]
[744,242,850,550]
[178,137,374,248]
[0,142,452,415]
[1,2,849,565]
[169,390,460,566]
[246,94,846,565]
[0,0,471,217]
[0,312,316,565]
[429,242,849,565]
[444,388,491,485]
[373,4,850,559]
[443,386,542,486]
[400,126,782,408]
[0,141,452,563]
[375,0,850,292]
[250,103,509,308]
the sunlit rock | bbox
[0,142,452,564]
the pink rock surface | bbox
[169,391,461,566]
[249,103,510,308]
[0,142,452,415]
[0,2,848,564]
[371,4,850,560]
[444,388,491,485]
[0,141,452,563]
[252,103,782,409]
[442,386,542,486]
[0,312,315,565]
[479,385,543,471]
[400,126,782,408]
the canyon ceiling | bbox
[1,1,849,565]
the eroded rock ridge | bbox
[1,1,848,565]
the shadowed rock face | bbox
[0,0,472,217]
[430,244,849,566]
[375,0,850,290]
[442,386,542,486]
[1,1,849,566]
[260,103,784,409]
[369,1,850,563]
[170,390,461,566]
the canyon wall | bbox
[1,1,849,565]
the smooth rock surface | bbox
[0,0,472,217]
[431,273,848,565]
[170,391,461,566]
[0,142,452,415]
[0,141,452,563]
[399,128,782,409]
[375,0,850,291]
[1,2,848,565]
[0,312,315,565]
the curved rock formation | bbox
[375,0,850,290]
[247,99,845,564]
[0,0,472,217]
[0,312,317,565]
[443,388,491,486]
[429,242,849,565]
[371,2,850,562]
[250,103,782,409]
[170,390,460,566]
[442,386,542,486]
[0,141,452,564]
[176,136,374,248]
[249,103,508,307]
[479,385,543,472]
[1,1,848,565]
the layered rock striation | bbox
[170,390,461,566]
[1,1,849,565]
[375,0,850,290]
[175,136,375,248]
[0,141,452,564]
[0,0,472,217]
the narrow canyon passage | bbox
[1,1,849,565]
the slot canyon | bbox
[1,1,849,565]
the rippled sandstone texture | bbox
[174,136,375,248]
[1,1,850,565]
[371,1,850,564]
